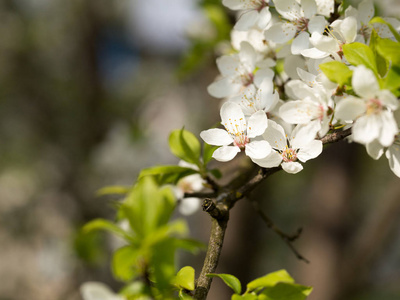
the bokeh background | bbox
[1,0,400,299]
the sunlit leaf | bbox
[174,266,195,291]
[207,273,242,295]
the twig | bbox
[249,199,309,263]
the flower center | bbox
[282,147,297,162]
[366,98,382,115]
[241,72,254,86]
[294,17,309,35]
[233,134,250,149]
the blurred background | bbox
[0,0,400,299]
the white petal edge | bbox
[212,145,241,162]
[245,140,271,159]
[200,128,233,146]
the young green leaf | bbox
[376,38,400,65]
[169,128,201,165]
[96,185,131,197]
[369,30,388,77]
[203,142,218,165]
[261,282,313,300]
[319,61,353,86]
[343,42,377,74]
[112,246,140,282]
[207,273,242,295]
[82,218,134,242]
[246,269,294,293]
[139,165,198,185]
[383,65,400,95]
[232,294,258,300]
[174,266,195,291]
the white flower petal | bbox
[207,78,241,98]
[335,97,367,121]
[221,102,247,135]
[301,47,330,59]
[275,0,301,21]
[234,10,258,31]
[262,120,287,151]
[366,139,384,160]
[222,0,248,10]
[308,15,327,34]
[297,139,323,162]
[264,23,296,44]
[285,79,316,100]
[239,41,257,70]
[251,151,283,168]
[301,0,317,19]
[340,16,358,44]
[315,0,334,17]
[247,110,268,138]
[257,7,272,29]
[216,55,240,77]
[352,114,380,144]
[245,140,271,159]
[378,110,398,147]
[81,282,125,300]
[386,142,400,178]
[212,145,241,162]
[282,161,304,174]
[310,32,340,53]
[279,100,318,124]
[179,198,201,216]
[358,0,374,25]
[200,128,233,146]
[290,121,321,148]
[352,65,379,99]
[254,68,274,87]
[291,31,310,55]
[377,90,399,111]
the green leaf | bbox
[246,270,294,293]
[139,165,198,185]
[174,266,195,291]
[232,294,258,300]
[169,128,201,165]
[261,282,313,300]
[112,246,140,282]
[376,38,400,65]
[207,273,242,295]
[367,29,388,77]
[82,219,133,242]
[203,143,218,165]
[172,238,207,254]
[384,65,400,95]
[96,185,131,196]
[179,289,194,300]
[319,61,353,86]
[370,17,400,42]
[142,220,188,250]
[343,42,377,74]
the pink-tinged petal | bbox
[262,120,287,151]
[207,78,241,98]
[264,23,296,44]
[220,102,247,135]
[245,140,271,159]
[254,68,274,87]
[366,139,384,160]
[282,161,303,174]
[279,100,319,124]
[358,0,374,25]
[216,55,240,77]
[247,110,268,138]
[234,10,258,31]
[179,197,201,216]
[257,7,272,29]
[378,110,398,147]
[340,16,357,43]
[212,145,241,162]
[352,114,380,144]
[200,128,233,146]
[301,47,330,59]
[335,97,367,121]
[290,121,321,148]
[352,65,379,99]
[297,139,323,162]
[386,142,400,178]
[251,151,282,168]
[377,90,399,110]
[308,15,326,34]
[315,0,334,17]
[275,0,301,21]
[291,31,310,55]
[301,0,317,19]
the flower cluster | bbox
[201,0,400,177]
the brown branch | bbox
[193,128,351,299]
[249,199,309,263]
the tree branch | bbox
[193,128,351,298]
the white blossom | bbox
[81,282,126,300]
[200,102,271,162]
